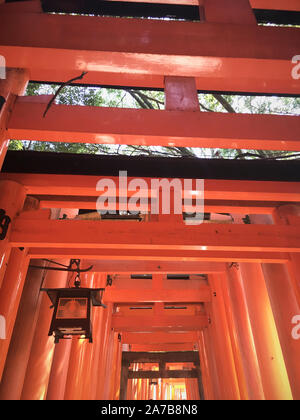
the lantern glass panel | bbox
[56,297,88,319]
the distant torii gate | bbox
[0,0,300,401]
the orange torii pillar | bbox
[46,338,72,400]
[0,260,47,400]
[205,274,240,400]
[239,263,293,400]
[20,259,70,400]
[225,265,265,400]
[0,196,39,380]
[273,205,300,304]
[45,210,80,400]
[0,68,29,169]
[96,302,114,399]
[0,180,26,288]
[200,319,221,399]
[259,205,300,400]
[63,272,96,400]
[100,329,118,400]
[107,332,122,400]
[197,330,215,400]
[218,272,248,400]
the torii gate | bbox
[0,0,300,401]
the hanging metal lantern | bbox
[41,286,105,343]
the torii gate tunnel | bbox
[0,0,300,401]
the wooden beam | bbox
[27,247,290,263]
[129,344,195,351]
[9,219,300,253]
[128,369,198,379]
[82,260,225,273]
[66,0,300,11]
[112,315,209,331]
[36,195,290,215]
[122,351,199,363]
[2,173,300,202]
[1,11,300,94]
[122,332,198,344]
[9,98,300,151]
[103,287,211,303]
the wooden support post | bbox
[101,329,116,400]
[203,0,257,24]
[261,263,300,400]
[272,205,300,305]
[0,69,29,169]
[218,272,248,400]
[63,272,95,400]
[0,180,26,288]
[0,248,29,380]
[120,358,129,401]
[197,330,214,400]
[21,259,70,400]
[0,261,47,400]
[96,303,113,399]
[200,325,220,399]
[240,263,293,400]
[206,275,240,400]
[0,197,39,380]
[164,76,199,112]
[253,206,300,400]
[46,339,72,400]
[226,265,265,400]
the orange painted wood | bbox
[204,0,256,24]
[164,77,199,112]
[219,272,249,399]
[9,98,300,151]
[21,260,70,400]
[0,262,46,399]
[240,263,293,400]
[83,259,225,274]
[0,181,26,288]
[261,263,300,400]
[130,343,195,351]
[2,173,300,203]
[250,0,300,11]
[122,332,198,344]
[28,247,289,263]
[103,287,211,303]
[37,195,284,215]
[83,0,300,11]
[52,0,300,11]
[46,340,72,400]
[1,12,300,94]
[0,69,29,170]
[0,249,29,380]
[9,219,300,253]
[226,266,264,400]
[111,314,209,331]
[206,274,241,400]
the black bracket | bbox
[0,209,11,240]
[106,274,113,286]
[29,258,93,275]
[0,96,6,113]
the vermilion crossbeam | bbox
[27,248,289,263]
[111,314,209,331]
[103,287,211,303]
[9,219,300,252]
[1,174,300,202]
[8,98,300,151]
[1,11,299,94]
